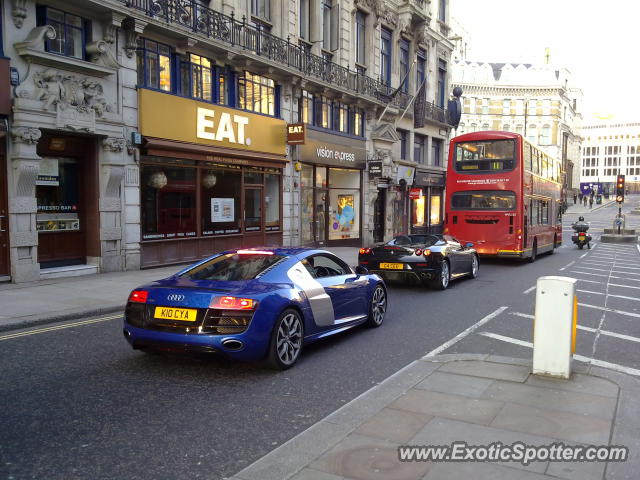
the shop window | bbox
[141,165,197,239]
[238,71,277,116]
[430,194,441,225]
[244,170,263,184]
[245,188,262,231]
[36,158,80,232]
[37,6,87,60]
[316,167,328,188]
[300,164,314,188]
[412,193,425,227]
[328,168,360,241]
[136,39,172,92]
[201,169,242,236]
[265,174,280,230]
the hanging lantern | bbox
[148,171,167,189]
[202,171,217,189]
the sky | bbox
[451,0,640,124]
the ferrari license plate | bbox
[154,306,198,322]
[380,262,404,270]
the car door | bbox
[449,237,472,274]
[307,254,368,324]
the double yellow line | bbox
[0,314,122,341]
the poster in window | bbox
[37,158,60,186]
[211,198,235,222]
[333,194,355,232]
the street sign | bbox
[368,160,383,177]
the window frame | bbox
[380,27,392,86]
[40,6,87,60]
[136,38,173,92]
[399,38,410,93]
[355,10,366,66]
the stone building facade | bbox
[451,61,583,199]
[0,0,454,282]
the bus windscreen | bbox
[451,191,516,210]
[454,139,516,172]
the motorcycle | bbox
[571,221,592,249]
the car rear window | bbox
[180,253,286,281]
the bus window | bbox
[451,190,516,210]
[454,139,516,172]
[524,145,532,172]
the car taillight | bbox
[210,296,256,310]
[129,290,148,303]
[423,250,431,257]
[359,248,372,255]
[414,248,423,256]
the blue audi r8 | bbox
[123,247,387,369]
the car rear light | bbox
[360,261,369,265]
[129,290,148,303]
[210,296,256,310]
[359,248,372,255]
[416,263,428,267]
[414,248,423,256]
[423,250,431,257]
[236,249,274,255]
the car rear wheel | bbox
[431,260,450,290]
[366,285,387,328]
[470,254,479,278]
[266,308,304,370]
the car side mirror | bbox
[466,242,474,248]
[355,265,369,275]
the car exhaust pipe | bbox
[222,339,244,351]
[123,329,131,339]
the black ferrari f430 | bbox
[358,234,479,290]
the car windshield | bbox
[390,235,442,246]
[454,139,516,172]
[179,253,285,281]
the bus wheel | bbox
[550,235,557,254]
[528,241,537,263]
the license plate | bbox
[380,262,404,270]
[154,306,198,322]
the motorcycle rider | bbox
[572,216,591,249]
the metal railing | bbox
[120,0,411,109]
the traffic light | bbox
[616,174,625,203]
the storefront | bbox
[296,128,366,247]
[410,170,445,234]
[391,165,415,236]
[138,89,287,267]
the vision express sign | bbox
[296,129,366,169]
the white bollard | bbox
[532,276,578,379]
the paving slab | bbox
[414,370,494,397]
[354,407,432,444]
[524,372,619,398]
[438,360,531,382]
[423,462,551,480]
[481,380,617,420]
[490,402,612,444]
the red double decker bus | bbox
[444,131,563,262]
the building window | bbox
[541,125,551,145]
[416,48,426,91]
[543,99,551,115]
[38,6,86,60]
[353,109,364,137]
[527,124,537,144]
[432,138,443,166]
[528,99,536,114]
[438,0,446,22]
[516,124,523,135]
[251,0,271,21]
[355,10,366,66]
[398,129,408,159]
[300,90,313,123]
[516,99,524,115]
[334,102,349,133]
[503,99,510,115]
[136,39,172,92]
[481,97,489,115]
[503,124,511,132]
[437,60,447,107]
[322,0,332,50]
[380,27,392,85]
[399,38,410,93]
[414,134,426,163]
[300,0,310,40]
[238,71,277,116]
[179,53,213,102]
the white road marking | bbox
[580,253,589,259]
[610,283,640,290]
[522,286,536,294]
[578,279,605,284]
[424,306,509,357]
[559,261,576,271]
[569,270,609,277]
[572,266,610,272]
[579,303,640,318]
[0,315,122,341]
[576,290,640,302]
[477,332,640,377]
[637,245,640,254]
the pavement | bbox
[565,198,616,215]
[0,247,358,332]
[228,354,640,480]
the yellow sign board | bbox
[138,89,286,156]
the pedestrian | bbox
[589,196,594,209]
[573,194,577,204]
[578,192,583,203]
[583,196,588,206]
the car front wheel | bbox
[266,308,304,370]
[366,285,387,327]
[431,260,450,290]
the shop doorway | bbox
[0,143,8,277]
[373,188,386,243]
[314,189,328,246]
[243,186,264,247]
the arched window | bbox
[516,124,523,135]
[470,123,477,132]
[482,123,489,131]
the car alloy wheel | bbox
[367,285,387,327]
[432,260,450,290]
[470,254,479,278]
[268,309,303,370]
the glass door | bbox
[314,189,328,245]
[243,186,264,246]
